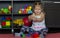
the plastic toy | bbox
[21,33,25,38]
[1,17,11,28]
[24,4,28,9]
[2,17,11,21]
[26,8,29,12]
[1,8,4,10]
[18,10,22,14]
[6,17,11,20]
[28,6,32,9]
[3,8,9,14]
[1,8,10,14]
[23,17,32,26]
[18,5,32,14]
[23,9,27,14]
[13,19,24,26]
[1,21,6,26]
[1,17,6,21]
[6,21,10,26]
[22,8,24,11]
[8,5,12,11]
[28,10,32,14]
[27,6,32,10]
[32,33,40,38]
[0,5,12,14]
[18,9,22,14]
[18,19,24,26]
[25,34,32,38]
[1,8,4,14]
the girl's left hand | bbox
[32,17,37,22]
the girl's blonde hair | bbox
[33,2,45,13]
[34,2,42,8]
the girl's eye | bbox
[35,10,37,11]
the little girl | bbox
[28,2,48,38]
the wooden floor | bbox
[45,33,60,38]
[0,34,14,38]
[0,33,60,38]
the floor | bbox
[0,33,60,38]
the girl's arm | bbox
[32,17,37,22]
[28,15,32,21]
[28,15,37,22]
[36,13,45,22]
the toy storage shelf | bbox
[0,14,12,16]
[13,14,32,16]
[0,28,12,29]
[0,0,12,1]
[0,0,41,33]
[42,0,60,1]
[13,1,35,33]
[0,1,12,33]
[13,0,40,1]
[0,29,12,34]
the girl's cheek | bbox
[35,10,38,12]
[34,10,37,12]
[39,10,41,12]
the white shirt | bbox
[31,15,46,31]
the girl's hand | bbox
[32,17,37,22]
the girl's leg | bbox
[40,28,48,38]
[40,31,44,38]
[42,28,48,35]
[29,28,35,35]
[20,26,26,36]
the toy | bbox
[1,17,6,21]
[23,9,27,14]
[6,17,11,20]
[28,10,32,14]
[1,21,6,26]
[28,6,32,9]
[26,6,32,14]
[8,5,12,11]
[1,17,11,28]
[0,5,12,14]
[1,8,4,14]
[23,17,32,26]
[3,8,9,14]
[18,9,22,14]
[21,33,25,38]
[22,8,25,14]
[25,34,32,38]
[6,21,10,26]
[1,8,10,14]
[18,10,22,14]
[13,19,24,26]
[18,5,32,14]
[26,8,29,13]
[18,19,24,26]
[32,33,40,38]
[24,4,28,9]
[27,6,32,10]
[1,21,11,28]
[22,8,24,11]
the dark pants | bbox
[29,28,48,35]
[29,28,48,38]
[20,26,48,38]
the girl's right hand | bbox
[32,17,37,22]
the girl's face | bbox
[34,5,42,15]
